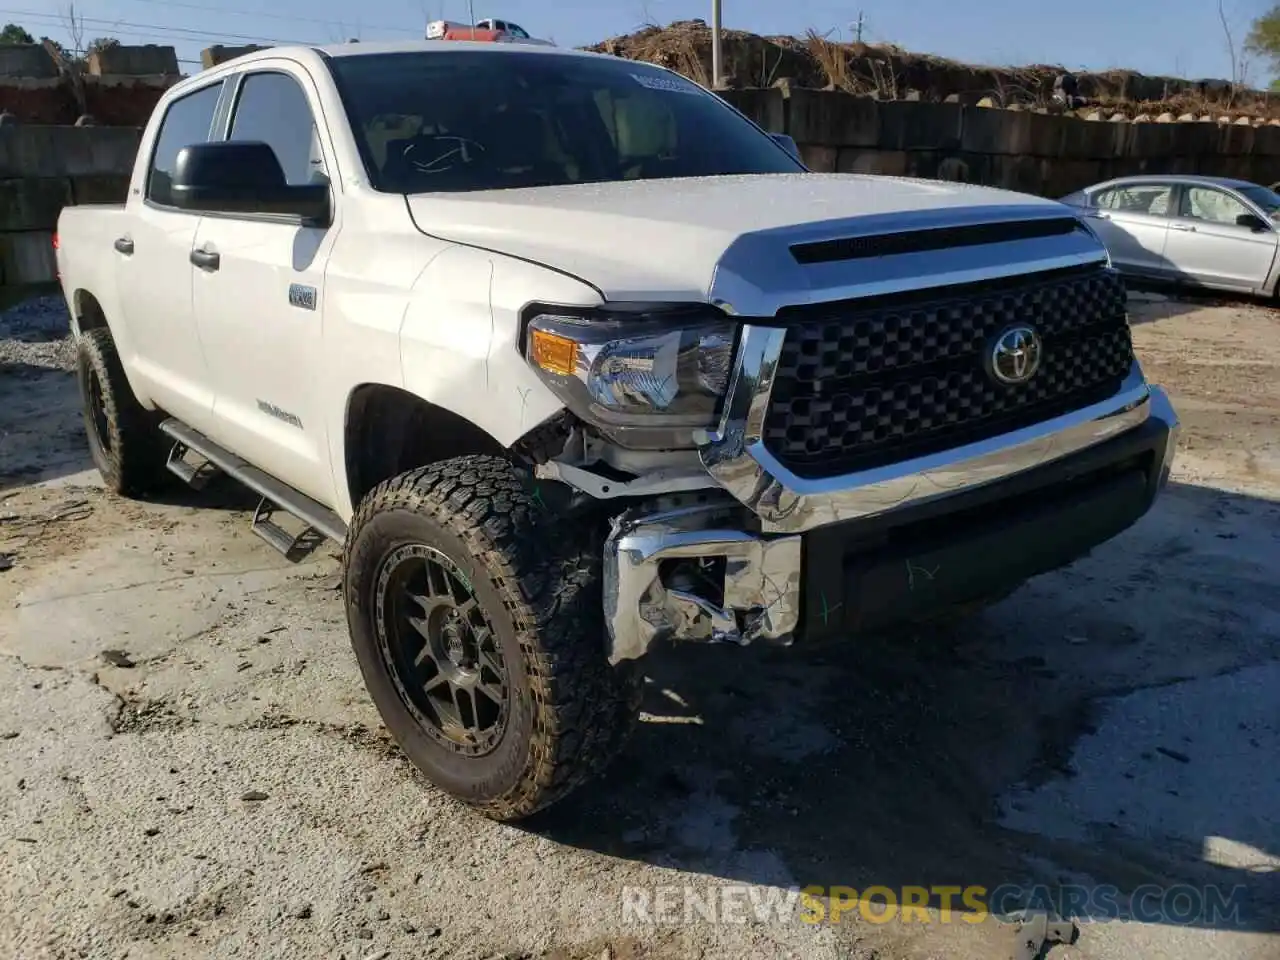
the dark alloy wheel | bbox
[375,543,510,757]
[344,454,644,821]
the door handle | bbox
[113,237,134,255]
[190,248,220,270]
[1171,223,1196,232]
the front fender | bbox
[399,245,601,445]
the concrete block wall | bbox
[87,44,180,77]
[0,44,178,126]
[722,87,1280,196]
[80,75,175,126]
[0,44,57,80]
[0,75,173,125]
[201,45,268,68]
[0,126,140,287]
[0,78,67,124]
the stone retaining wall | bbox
[0,126,140,287]
[723,87,1280,195]
[0,75,173,126]
[0,44,179,127]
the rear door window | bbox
[1094,184,1173,217]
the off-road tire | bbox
[343,455,643,821]
[75,327,169,497]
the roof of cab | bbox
[166,40,631,100]
[316,39,594,58]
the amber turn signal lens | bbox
[529,328,579,376]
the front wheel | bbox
[343,455,642,821]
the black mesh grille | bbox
[763,266,1133,478]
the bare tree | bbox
[636,0,660,29]
[44,3,90,118]
[62,2,86,58]
[1219,0,1254,95]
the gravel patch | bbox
[0,292,84,486]
[0,294,75,374]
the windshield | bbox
[1237,184,1280,218]
[327,51,802,194]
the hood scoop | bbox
[790,216,1084,265]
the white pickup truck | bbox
[55,40,1179,821]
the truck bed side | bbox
[55,203,142,372]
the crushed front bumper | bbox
[602,324,1180,664]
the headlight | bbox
[523,303,737,449]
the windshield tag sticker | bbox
[630,72,700,95]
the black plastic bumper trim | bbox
[798,415,1172,642]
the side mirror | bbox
[769,132,804,165]
[1236,212,1269,231]
[170,141,330,224]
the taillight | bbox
[52,232,59,250]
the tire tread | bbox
[344,455,642,820]
[76,327,167,497]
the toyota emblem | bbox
[988,326,1043,385]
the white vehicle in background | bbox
[426,18,553,44]
[1060,175,1280,297]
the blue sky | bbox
[8,0,1271,82]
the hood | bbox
[405,173,1106,312]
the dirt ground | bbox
[0,289,1277,960]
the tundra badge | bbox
[256,400,303,429]
[288,283,317,311]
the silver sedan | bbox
[1059,175,1280,297]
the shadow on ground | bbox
[1125,280,1274,325]
[0,362,92,492]
[530,479,1280,936]
[0,357,259,515]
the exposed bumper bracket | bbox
[603,502,801,665]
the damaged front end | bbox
[602,497,802,665]
[514,301,807,664]
[518,210,1179,669]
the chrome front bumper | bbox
[603,323,1181,665]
